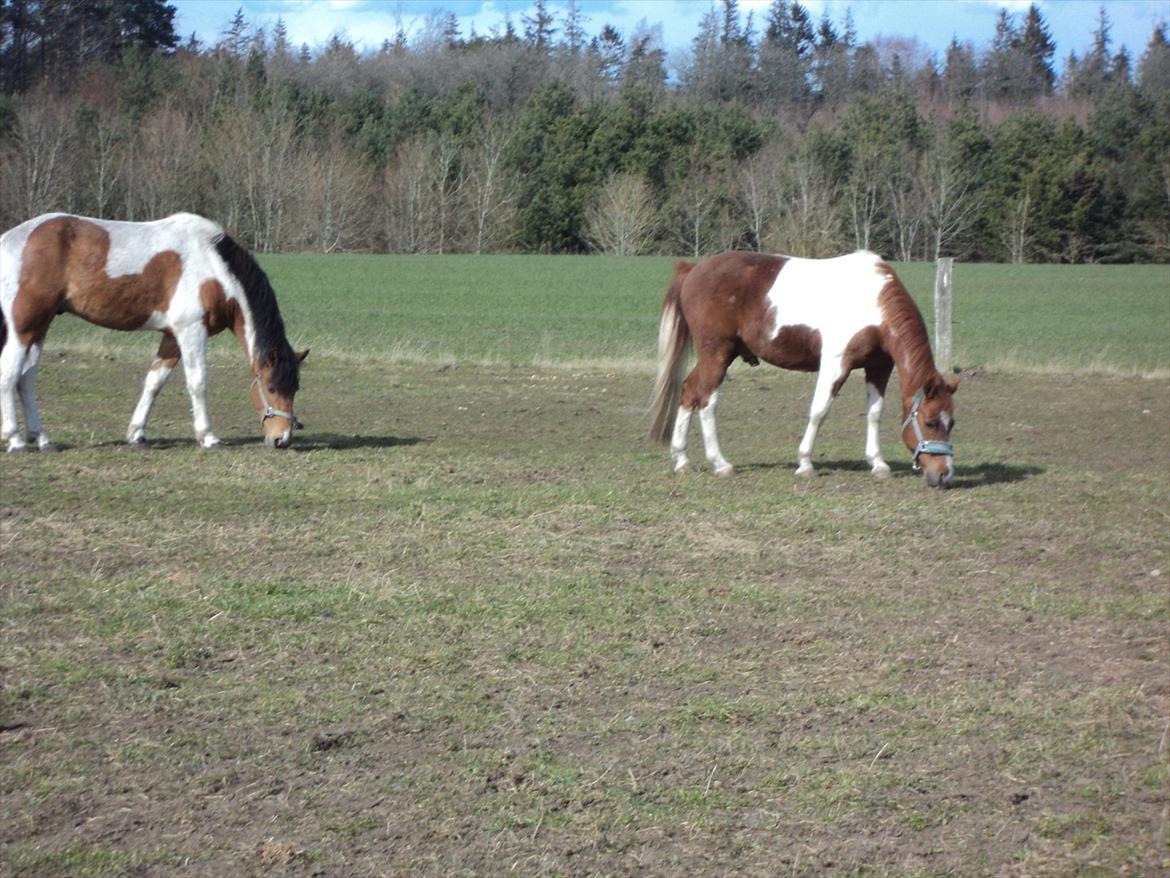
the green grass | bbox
[2,255,1168,876]
[37,255,1170,376]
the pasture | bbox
[2,256,1168,877]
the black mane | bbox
[213,233,299,397]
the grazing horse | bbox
[649,250,958,488]
[0,212,307,452]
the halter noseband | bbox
[902,389,952,471]
[251,377,303,431]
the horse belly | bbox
[749,323,822,372]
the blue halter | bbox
[902,389,953,471]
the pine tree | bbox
[1019,3,1055,97]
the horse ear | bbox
[924,376,942,399]
[297,348,310,363]
[946,377,960,395]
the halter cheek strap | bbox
[251,377,304,430]
[902,389,952,471]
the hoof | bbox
[127,439,151,452]
[37,442,59,454]
[201,442,224,452]
[714,464,735,478]
[794,465,814,479]
[6,444,28,454]
[871,466,891,481]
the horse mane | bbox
[876,262,940,393]
[212,233,299,397]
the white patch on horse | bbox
[765,251,885,357]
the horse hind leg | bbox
[16,342,55,451]
[680,347,736,477]
[127,334,181,447]
[0,334,29,452]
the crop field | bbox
[2,256,1168,877]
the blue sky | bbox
[170,1,1169,64]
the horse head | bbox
[901,375,959,488]
[251,348,309,448]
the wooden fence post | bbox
[934,257,954,375]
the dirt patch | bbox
[1,357,1167,876]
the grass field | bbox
[41,255,1170,377]
[2,255,1168,877]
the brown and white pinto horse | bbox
[0,213,307,452]
[649,250,958,487]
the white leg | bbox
[16,343,52,450]
[174,325,220,448]
[865,381,890,477]
[670,405,693,472]
[796,363,843,477]
[699,388,734,476]
[127,358,176,445]
[1,337,29,452]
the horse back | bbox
[6,214,194,340]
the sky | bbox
[168,0,1170,65]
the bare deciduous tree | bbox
[1,96,74,225]
[465,125,518,254]
[760,150,842,258]
[918,141,983,260]
[300,133,376,253]
[585,172,658,255]
[136,106,203,219]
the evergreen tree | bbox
[1138,23,1170,95]
[1019,4,1056,97]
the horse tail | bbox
[648,260,695,443]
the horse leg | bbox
[16,341,54,451]
[0,336,29,452]
[796,358,847,477]
[669,405,694,472]
[127,334,181,447]
[864,361,893,478]
[680,346,736,476]
[173,324,220,449]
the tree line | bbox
[1,0,1167,262]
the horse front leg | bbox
[127,334,181,447]
[173,324,220,449]
[864,363,893,478]
[796,360,846,477]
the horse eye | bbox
[925,419,939,429]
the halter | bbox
[901,389,952,471]
[251,377,304,431]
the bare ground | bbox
[1,353,1167,877]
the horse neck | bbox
[877,284,942,414]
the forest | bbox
[1,0,1168,262]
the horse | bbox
[0,212,307,452]
[649,250,958,488]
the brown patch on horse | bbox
[768,324,822,372]
[13,217,182,345]
[151,333,181,370]
[674,252,788,411]
[199,279,242,338]
[875,263,937,392]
